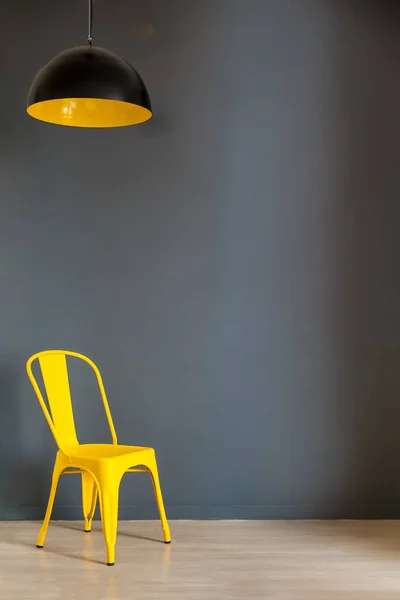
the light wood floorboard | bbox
[1,520,400,598]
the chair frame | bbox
[26,349,171,565]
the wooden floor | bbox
[1,520,400,598]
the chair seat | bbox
[65,443,152,461]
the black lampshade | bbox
[27,45,152,128]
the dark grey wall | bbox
[0,0,399,520]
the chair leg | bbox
[147,455,171,543]
[81,471,98,532]
[98,477,120,566]
[36,456,63,548]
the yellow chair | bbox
[26,350,171,566]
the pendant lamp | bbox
[27,0,152,128]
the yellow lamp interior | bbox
[27,97,152,127]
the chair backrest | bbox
[26,350,117,454]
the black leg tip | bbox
[164,541,171,544]
[84,529,91,533]
[107,562,115,567]
[36,545,43,548]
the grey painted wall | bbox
[0,0,399,520]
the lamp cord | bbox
[88,0,93,45]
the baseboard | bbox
[3,504,400,520]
